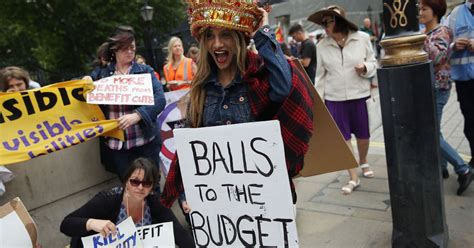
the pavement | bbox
[291,85,474,247]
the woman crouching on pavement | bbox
[60,158,194,247]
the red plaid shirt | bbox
[106,69,154,150]
[161,51,314,207]
[106,104,154,150]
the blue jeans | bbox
[436,89,469,175]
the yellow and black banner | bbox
[0,80,123,165]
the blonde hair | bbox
[135,54,146,64]
[165,37,184,69]
[188,29,248,127]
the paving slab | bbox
[294,180,330,202]
[328,175,390,194]
[296,171,340,184]
[298,201,356,217]
[448,231,474,248]
[352,207,392,223]
[310,188,390,211]
[296,209,392,248]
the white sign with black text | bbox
[174,120,299,247]
[136,222,174,247]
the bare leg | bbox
[356,138,370,164]
[345,140,359,181]
[357,138,373,176]
[342,139,360,194]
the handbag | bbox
[366,88,382,133]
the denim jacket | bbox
[202,25,292,126]
[90,61,166,139]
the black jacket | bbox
[60,188,194,248]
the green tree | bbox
[0,0,186,82]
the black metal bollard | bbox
[378,63,448,247]
[377,0,449,247]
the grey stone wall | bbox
[0,140,116,247]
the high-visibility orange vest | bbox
[163,57,194,91]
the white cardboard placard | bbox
[174,120,299,247]
[87,74,153,105]
[0,211,33,247]
[81,217,143,248]
[137,222,174,247]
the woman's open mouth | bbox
[215,50,229,64]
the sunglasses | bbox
[119,46,136,53]
[129,179,153,188]
[321,19,335,27]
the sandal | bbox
[360,163,375,178]
[341,179,360,195]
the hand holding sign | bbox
[81,217,142,248]
[81,218,175,248]
[181,201,191,214]
[86,219,117,238]
[118,113,142,130]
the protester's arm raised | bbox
[252,7,292,102]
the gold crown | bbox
[186,0,263,38]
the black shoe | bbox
[457,170,472,196]
[442,168,449,179]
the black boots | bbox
[457,169,472,196]
[442,168,449,179]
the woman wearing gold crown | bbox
[161,0,313,210]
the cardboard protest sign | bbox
[292,59,358,176]
[157,89,189,176]
[87,74,154,105]
[0,197,37,247]
[81,217,143,248]
[0,211,32,247]
[174,121,299,247]
[137,222,174,247]
[0,80,123,165]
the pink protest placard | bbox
[87,74,154,105]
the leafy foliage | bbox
[0,0,186,82]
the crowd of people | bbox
[1,0,473,246]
